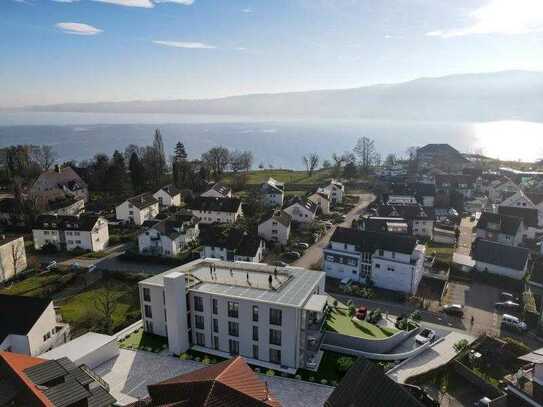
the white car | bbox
[415,328,436,344]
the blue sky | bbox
[1,0,543,107]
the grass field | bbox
[222,168,334,185]
[0,270,75,297]
[426,242,455,264]
[119,329,167,352]
[325,308,398,339]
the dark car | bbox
[443,304,464,317]
[495,301,521,312]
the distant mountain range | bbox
[21,70,543,122]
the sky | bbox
[1,0,543,107]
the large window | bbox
[213,318,219,333]
[252,305,259,322]
[143,288,151,302]
[196,332,205,346]
[228,321,239,337]
[269,329,281,346]
[227,301,239,318]
[194,296,203,312]
[269,348,281,364]
[212,298,218,315]
[252,326,259,341]
[270,308,282,326]
[144,305,152,318]
[195,315,204,330]
[229,339,239,355]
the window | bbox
[213,336,219,350]
[228,339,239,355]
[253,345,259,360]
[269,348,281,364]
[212,298,218,314]
[196,332,205,346]
[269,329,281,346]
[252,305,259,322]
[391,252,396,259]
[228,321,239,337]
[270,308,282,326]
[213,318,219,333]
[252,326,259,341]
[194,296,203,312]
[228,301,239,318]
[195,315,204,330]
[143,288,151,302]
[375,263,381,269]
[43,332,51,342]
[144,305,152,318]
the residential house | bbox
[201,182,232,198]
[413,182,436,208]
[31,165,88,204]
[475,212,525,246]
[188,197,243,224]
[258,210,292,246]
[115,193,159,226]
[498,206,541,240]
[487,178,519,203]
[153,184,182,208]
[0,236,27,283]
[199,226,265,262]
[377,204,435,240]
[500,189,536,209]
[320,180,344,204]
[138,213,200,257]
[435,174,476,199]
[416,144,469,172]
[472,239,530,280]
[356,216,409,235]
[45,197,85,216]
[308,190,331,214]
[527,192,543,225]
[323,227,426,294]
[33,214,109,252]
[0,295,70,356]
[503,347,543,406]
[138,259,327,372]
[283,197,319,224]
[0,198,23,226]
[0,351,116,406]
[125,356,280,407]
[261,177,285,207]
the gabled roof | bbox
[0,295,52,343]
[141,356,280,407]
[189,197,242,213]
[33,166,87,192]
[526,192,543,206]
[147,213,199,240]
[158,184,181,197]
[261,178,284,194]
[127,193,159,210]
[34,214,101,232]
[498,206,539,227]
[259,210,291,227]
[325,358,425,407]
[476,212,522,236]
[377,204,434,221]
[199,226,262,257]
[472,239,530,271]
[330,227,417,255]
[206,182,231,197]
[284,197,318,214]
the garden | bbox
[119,328,168,353]
[325,304,398,339]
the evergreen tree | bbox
[128,152,146,193]
[105,150,128,193]
[175,141,187,160]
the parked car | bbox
[415,328,436,344]
[443,304,464,317]
[355,306,367,320]
[501,314,528,332]
[495,301,521,312]
[474,397,491,406]
[271,260,287,267]
[282,251,301,260]
[339,277,353,290]
[42,260,57,272]
[295,242,310,250]
[500,292,520,302]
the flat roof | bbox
[453,253,476,268]
[140,259,325,308]
[41,332,116,362]
[303,294,328,312]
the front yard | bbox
[119,329,168,352]
[426,241,455,264]
[325,307,398,339]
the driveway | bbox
[293,193,375,268]
[456,216,475,255]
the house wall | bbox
[258,218,290,246]
[412,219,434,239]
[116,201,159,225]
[139,283,169,338]
[46,199,85,216]
[323,184,344,204]
[475,228,523,247]
[474,260,528,280]
[263,192,284,207]
[27,302,67,356]
[33,229,61,250]
[0,237,27,283]
[192,206,242,224]
[500,191,535,209]
[371,251,423,295]
[283,204,315,223]
[308,194,330,215]
[153,190,181,208]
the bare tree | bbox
[10,240,26,277]
[353,137,378,173]
[94,281,118,334]
[302,153,320,176]
[201,146,230,177]
[229,150,253,172]
[34,145,58,170]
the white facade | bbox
[153,188,182,208]
[191,205,242,224]
[283,202,316,224]
[138,224,199,257]
[412,219,434,240]
[0,237,27,283]
[115,199,159,226]
[258,216,291,246]
[261,178,285,208]
[138,260,327,372]
[308,192,331,215]
[474,260,529,280]
[201,184,232,198]
[200,240,265,263]
[475,226,524,247]
[321,181,344,204]
[33,217,109,252]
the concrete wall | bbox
[323,327,415,354]
[452,360,504,400]
[474,260,527,280]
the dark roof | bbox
[417,144,466,160]
[0,235,23,246]
[472,239,530,271]
[131,356,280,407]
[325,358,425,407]
[0,197,18,213]
[47,197,83,211]
[330,227,417,255]
[159,184,181,197]
[361,217,409,234]
[189,197,242,213]
[476,212,522,236]
[0,295,51,343]
[284,196,319,214]
[34,214,101,231]
[199,226,262,257]
[498,206,539,227]
[151,213,199,240]
[413,182,436,197]
[377,204,434,221]
[128,193,159,210]
[208,182,231,196]
[259,210,291,227]
[527,192,543,206]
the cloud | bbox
[427,0,543,38]
[56,22,103,35]
[91,0,193,7]
[153,40,216,49]
[241,7,252,13]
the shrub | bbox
[309,376,315,382]
[336,356,355,373]
[202,357,211,365]
[453,339,469,353]
[194,357,201,363]
[295,374,302,380]
[320,379,328,385]
[266,369,275,377]
[503,337,531,356]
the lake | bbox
[0,112,542,168]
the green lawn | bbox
[326,308,398,339]
[426,242,455,264]
[222,168,334,186]
[0,270,75,297]
[297,351,357,384]
[119,329,168,352]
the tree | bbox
[343,161,357,179]
[302,153,319,176]
[229,150,253,172]
[128,152,146,193]
[34,145,57,170]
[453,338,469,353]
[94,281,118,334]
[105,150,128,194]
[201,146,230,177]
[322,159,331,169]
[150,129,167,186]
[384,153,397,167]
[174,141,188,161]
[10,240,26,278]
[353,137,378,173]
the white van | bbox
[501,314,528,332]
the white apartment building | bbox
[154,184,182,208]
[138,259,327,373]
[201,182,232,198]
[188,197,243,224]
[138,213,199,257]
[321,180,345,204]
[258,210,291,246]
[33,214,109,252]
[0,236,27,283]
[475,212,524,247]
[283,198,318,224]
[116,193,160,226]
[323,227,425,295]
[261,178,285,207]
[0,295,70,356]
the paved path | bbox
[387,332,476,384]
[293,193,374,268]
[95,349,333,406]
[456,216,475,255]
